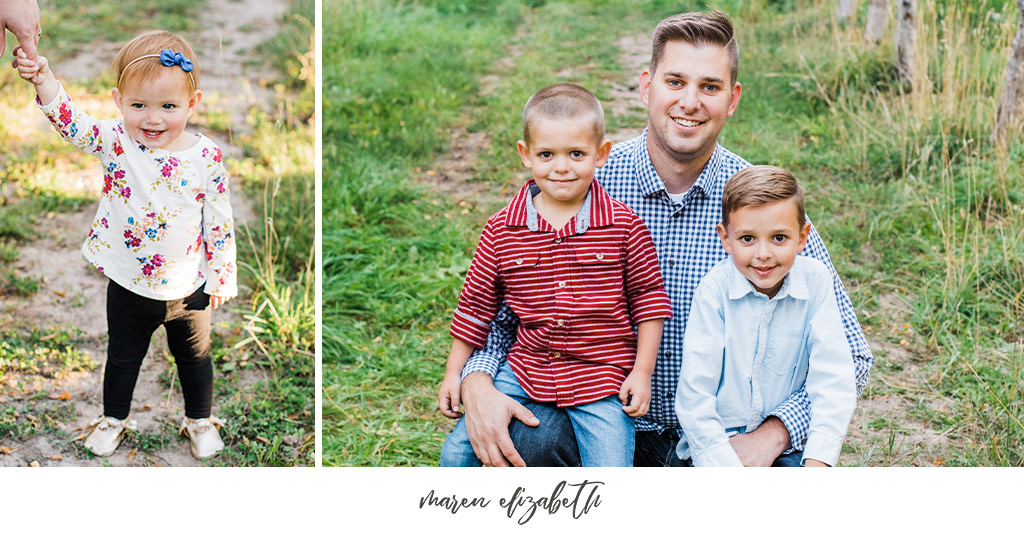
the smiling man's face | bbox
[640,40,741,169]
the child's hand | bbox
[13,45,49,86]
[619,370,652,417]
[210,295,233,309]
[437,374,463,419]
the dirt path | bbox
[0,0,290,467]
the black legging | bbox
[103,280,213,420]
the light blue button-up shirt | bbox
[675,255,857,466]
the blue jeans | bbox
[441,362,635,467]
[504,397,808,467]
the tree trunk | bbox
[865,0,888,44]
[992,0,1024,145]
[896,0,916,90]
[838,0,859,24]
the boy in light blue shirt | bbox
[676,165,857,467]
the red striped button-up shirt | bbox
[450,180,672,407]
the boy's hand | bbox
[14,47,49,86]
[438,374,463,419]
[619,370,652,417]
[210,295,233,309]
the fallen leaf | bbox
[257,436,271,444]
[47,393,61,400]
[40,332,59,341]
[128,449,136,463]
[53,290,66,297]
[933,458,945,466]
[140,404,152,412]
[426,170,437,176]
[49,454,63,461]
[58,392,71,401]
[72,433,88,441]
[29,461,39,467]
[900,339,910,346]
[902,323,911,329]
[0,446,19,455]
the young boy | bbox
[675,165,856,467]
[438,83,672,467]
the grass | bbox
[324,0,1024,466]
[0,0,314,466]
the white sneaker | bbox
[179,416,225,459]
[83,416,136,456]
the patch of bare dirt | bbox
[0,0,290,467]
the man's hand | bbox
[618,370,651,417]
[461,372,539,467]
[728,416,791,467]
[1,0,41,60]
[210,295,232,309]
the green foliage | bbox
[35,0,200,59]
[0,326,95,380]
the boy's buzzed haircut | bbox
[650,10,739,84]
[722,165,805,229]
[522,83,605,146]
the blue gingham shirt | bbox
[461,129,874,452]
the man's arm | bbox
[739,223,873,459]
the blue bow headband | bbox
[118,48,196,90]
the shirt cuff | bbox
[629,287,673,323]
[449,308,492,349]
[459,350,501,383]
[768,390,810,453]
[802,433,844,467]
[691,441,744,467]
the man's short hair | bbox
[650,10,738,85]
[522,83,605,146]
[722,165,805,229]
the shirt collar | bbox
[503,179,616,233]
[632,127,724,201]
[726,256,810,301]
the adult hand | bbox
[1,0,41,60]
[728,416,791,467]
[461,372,539,467]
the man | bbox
[455,10,874,467]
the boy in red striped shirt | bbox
[438,83,672,466]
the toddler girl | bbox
[15,30,237,460]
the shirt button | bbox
[557,319,565,326]
[554,238,562,244]
[596,253,604,260]
[667,259,675,267]
[558,281,566,288]
[515,258,523,265]
[552,352,561,358]
[664,351,672,358]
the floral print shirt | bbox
[38,84,237,301]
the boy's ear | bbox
[716,222,731,254]
[187,89,203,116]
[516,140,533,168]
[111,87,122,108]
[594,139,613,167]
[796,221,811,253]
